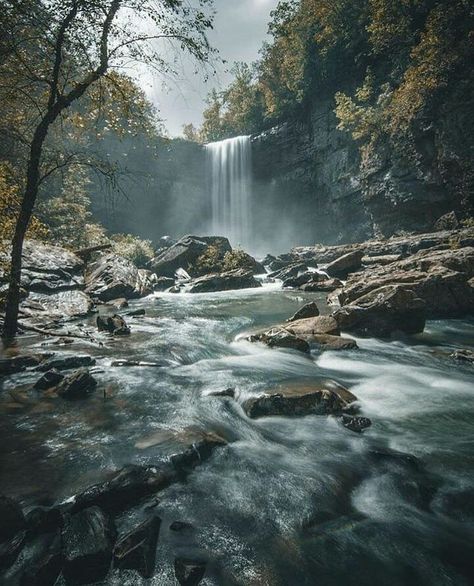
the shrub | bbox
[111,234,154,268]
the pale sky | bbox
[142,0,280,137]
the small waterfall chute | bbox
[205,135,252,249]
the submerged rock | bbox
[174,557,206,586]
[113,516,161,578]
[97,314,130,335]
[62,506,116,585]
[450,349,474,364]
[207,388,236,398]
[187,269,261,293]
[287,301,320,322]
[0,354,47,376]
[333,285,426,337]
[56,369,98,400]
[243,381,358,419]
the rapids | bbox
[1,283,473,585]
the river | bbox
[1,283,473,585]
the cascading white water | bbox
[205,136,252,249]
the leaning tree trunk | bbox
[2,121,50,340]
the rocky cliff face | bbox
[251,92,473,245]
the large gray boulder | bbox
[325,250,364,278]
[85,254,153,301]
[150,235,232,278]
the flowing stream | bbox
[206,136,252,250]
[1,285,474,585]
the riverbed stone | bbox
[56,369,97,400]
[34,369,65,390]
[187,269,261,293]
[325,250,363,278]
[309,334,358,351]
[0,495,25,542]
[285,316,340,338]
[299,278,343,292]
[287,301,320,322]
[342,414,372,433]
[333,285,426,336]
[113,516,161,578]
[153,276,176,291]
[97,314,130,335]
[450,349,474,364]
[248,328,310,353]
[243,381,358,419]
[62,506,116,585]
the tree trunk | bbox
[2,121,50,341]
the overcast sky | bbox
[142,0,280,137]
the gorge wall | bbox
[251,91,474,246]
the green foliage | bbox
[222,249,257,272]
[110,234,154,268]
[192,245,224,275]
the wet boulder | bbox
[108,297,128,309]
[325,250,363,278]
[267,253,301,272]
[85,254,153,301]
[34,369,65,391]
[20,290,94,322]
[248,328,310,353]
[0,354,47,376]
[37,355,95,372]
[243,381,358,419]
[150,235,232,278]
[97,314,130,335]
[70,464,176,515]
[309,334,358,351]
[62,506,116,585]
[187,269,261,293]
[287,301,320,322]
[174,557,206,586]
[270,262,308,281]
[206,388,235,398]
[282,271,323,288]
[0,530,27,570]
[113,516,161,578]
[15,531,62,586]
[333,285,426,337]
[56,369,97,400]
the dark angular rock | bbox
[33,369,65,391]
[174,557,206,586]
[97,314,130,335]
[325,250,363,278]
[37,355,95,372]
[56,369,97,400]
[169,521,194,533]
[25,506,62,536]
[299,278,343,292]
[287,301,320,322]
[342,415,372,433]
[433,211,459,231]
[207,388,235,398]
[270,262,309,281]
[282,270,324,288]
[62,506,116,585]
[187,269,261,293]
[0,495,25,542]
[0,355,44,376]
[114,516,161,578]
[309,334,358,351]
[70,464,177,515]
[170,433,227,475]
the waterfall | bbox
[205,136,252,249]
